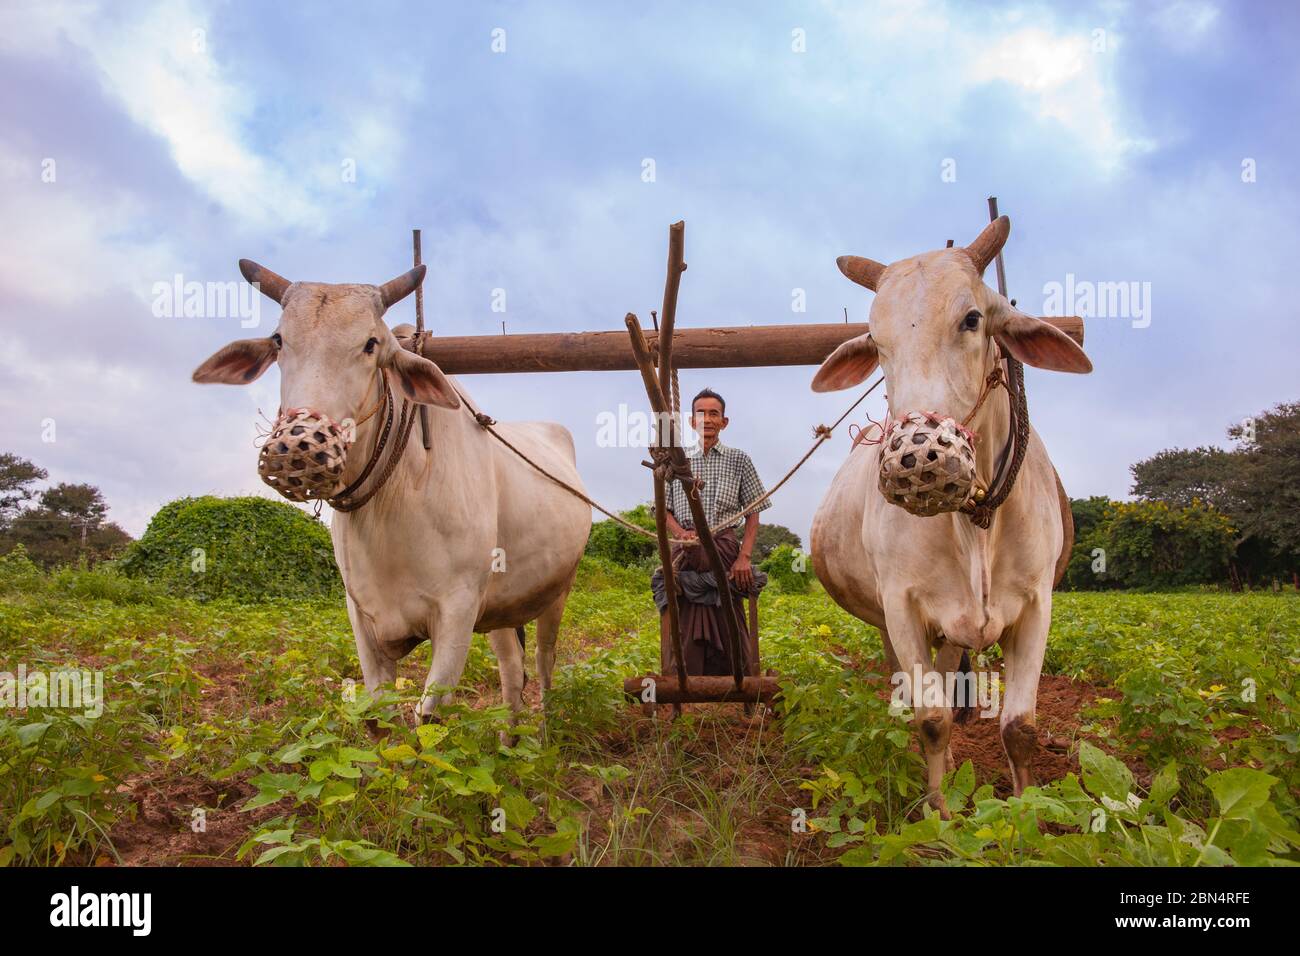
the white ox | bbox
[193,261,591,729]
[810,218,1091,815]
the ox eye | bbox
[961,311,981,331]
[271,333,282,348]
[364,337,378,355]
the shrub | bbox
[1100,499,1235,589]
[584,504,657,567]
[0,544,45,595]
[760,543,811,594]
[117,496,341,602]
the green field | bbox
[1,552,1297,866]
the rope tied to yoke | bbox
[457,372,883,546]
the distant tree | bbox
[1099,500,1235,589]
[1069,496,1112,540]
[1227,401,1300,569]
[7,482,130,567]
[1062,497,1122,591]
[1130,446,1241,510]
[0,453,47,531]
[754,523,802,560]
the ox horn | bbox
[378,265,427,309]
[965,215,1010,275]
[239,259,293,304]
[836,255,886,292]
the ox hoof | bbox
[929,792,951,821]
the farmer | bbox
[651,387,769,677]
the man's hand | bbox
[729,553,754,592]
[667,517,696,541]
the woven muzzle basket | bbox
[258,409,350,502]
[877,411,978,517]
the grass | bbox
[1,550,1297,866]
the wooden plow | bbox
[398,206,1085,713]
[617,221,781,712]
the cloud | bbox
[1,0,1295,547]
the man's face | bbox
[691,397,727,442]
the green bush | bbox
[117,496,341,602]
[0,544,45,595]
[584,504,657,568]
[759,543,811,594]
[1100,499,1235,589]
[1063,498,1236,591]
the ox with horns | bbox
[810,217,1091,815]
[193,260,591,735]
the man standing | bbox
[651,388,768,677]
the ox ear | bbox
[192,337,278,385]
[388,347,460,409]
[811,333,879,392]
[378,265,427,310]
[994,307,1093,374]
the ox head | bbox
[193,260,460,501]
[812,218,1092,516]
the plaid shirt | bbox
[666,441,770,532]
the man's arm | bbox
[663,480,695,540]
[666,510,695,540]
[730,511,759,590]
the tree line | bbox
[0,453,130,567]
[1064,400,1299,590]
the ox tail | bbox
[953,650,975,725]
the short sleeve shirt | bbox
[666,441,770,532]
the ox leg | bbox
[878,624,902,676]
[934,641,964,773]
[1000,597,1050,796]
[416,596,480,721]
[487,628,527,746]
[535,572,574,699]
[888,614,952,819]
[346,596,396,740]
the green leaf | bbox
[1078,741,1134,802]
[500,792,538,829]
[416,723,450,750]
[533,830,578,857]
[15,722,51,746]
[1147,761,1179,809]
[1206,768,1277,820]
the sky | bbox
[2,0,1297,542]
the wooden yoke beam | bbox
[405,317,1084,374]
